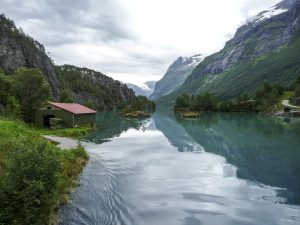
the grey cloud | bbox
[239,0,281,18]
[0,0,135,45]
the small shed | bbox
[35,102,97,128]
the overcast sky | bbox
[1,0,281,85]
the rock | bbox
[123,111,151,118]
[0,15,60,98]
[176,111,201,119]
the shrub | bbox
[0,139,60,225]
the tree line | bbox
[175,78,300,113]
[122,96,156,114]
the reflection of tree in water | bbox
[155,111,300,205]
[175,113,220,128]
[84,111,149,144]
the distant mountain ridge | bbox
[158,0,300,105]
[150,54,205,100]
[126,81,157,97]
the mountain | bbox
[0,14,60,97]
[0,14,136,108]
[126,83,152,97]
[56,65,135,108]
[158,0,300,105]
[150,54,205,100]
[144,81,157,90]
[126,81,157,97]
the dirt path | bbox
[282,100,300,109]
[43,135,79,150]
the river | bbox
[59,110,300,225]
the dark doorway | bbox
[43,115,55,128]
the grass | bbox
[0,117,89,225]
[35,127,94,139]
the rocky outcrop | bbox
[150,54,204,100]
[0,14,60,98]
[185,0,300,83]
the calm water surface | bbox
[59,110,300,225]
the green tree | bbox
[59,89,74,103]
[193,92,219,111]
[175,94,190,110]
[0,71,21,117]
[238,92,250,102]
[295,85,300,97]
[85,99,95,109]
[13,67,51,121]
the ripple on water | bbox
[59,116,300,225]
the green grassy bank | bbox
[0,118,89,225]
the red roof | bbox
[48,102,97,115]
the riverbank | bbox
[0,118,89,225]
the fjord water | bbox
[59,111,300,225]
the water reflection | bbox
[59,110,300,225]
[154,111,300,205]
[84,111,150,144]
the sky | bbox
[1,0,281,85]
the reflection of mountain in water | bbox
[153,110,203,153]
[84,111,149,144]
[153,111,300,205]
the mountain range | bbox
[0,14,135,108]
[157,0,300,105]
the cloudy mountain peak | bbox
[249,0,297,25]
[150,54,205,100]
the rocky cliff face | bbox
[56,65,135,108]
[186,0,300,83]
[150,54,204,100]
[0,14,60,98]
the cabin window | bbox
[47,106,51,110]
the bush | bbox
[0,139,60,225]
[0,119,89,225]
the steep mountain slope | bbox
[56,65,135,108]
[126,83,153,97]
[150,54,204,100]
[158,0,300,105]
[0,14,60,98]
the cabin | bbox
[35,102,97,128]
